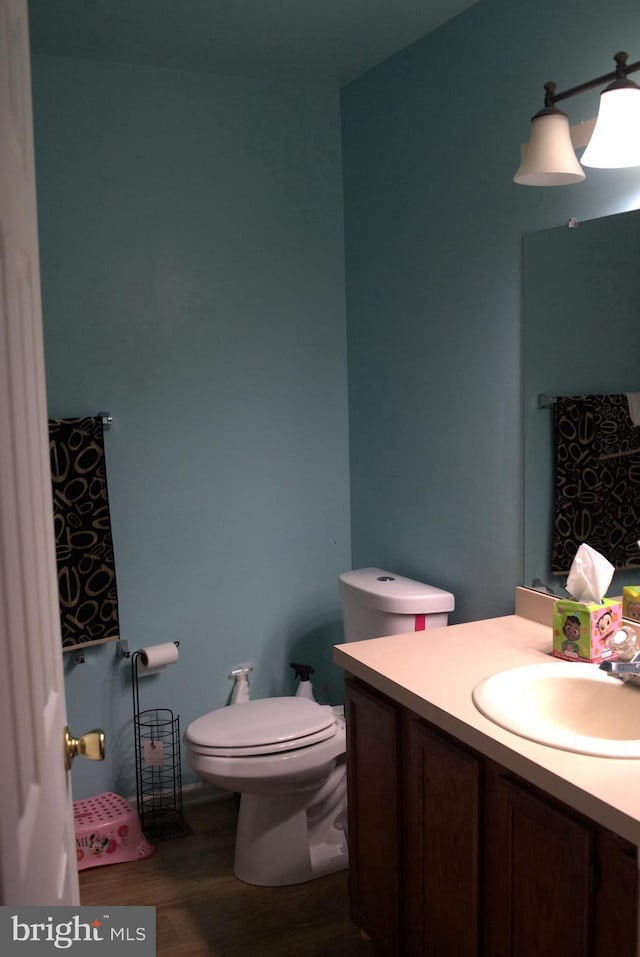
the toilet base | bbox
[234,764,348,886]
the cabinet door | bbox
[404,715,480,957]
[345,677,402,956]
[592,828,638,957]
[483,766,592,957]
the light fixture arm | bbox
[542,51,640,109]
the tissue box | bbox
[552,598,622,663]
[623,587,640,622]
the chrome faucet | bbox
[598,626,640,685]
[599,646,640,687]
[600,656,640,674]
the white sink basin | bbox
[472,661,640,758]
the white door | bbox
[0,0,79,905]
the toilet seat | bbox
[185,697,339,757]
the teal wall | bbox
[32,57,350,799]
[342,0,640,623]
[32,0,640,801]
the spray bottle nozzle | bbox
[290,662,315,681]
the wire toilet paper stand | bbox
[132,644,190,840]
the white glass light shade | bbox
[581,86,640,168]
[513,110,585,186]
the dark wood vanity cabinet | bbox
[344,675,638,957]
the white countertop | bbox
[333,587,640,846]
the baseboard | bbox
[181,781,229,806]
[124,780,229,809]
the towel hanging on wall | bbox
[49,416,120,648]
[551,394,640,575]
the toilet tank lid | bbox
[339,567,454,614]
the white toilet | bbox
[183,567,454,886]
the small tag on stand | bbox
[144,740,165,767]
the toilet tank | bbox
[339,567,455,642]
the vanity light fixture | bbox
[514,51,640,186]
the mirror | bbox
[523,207,640,596]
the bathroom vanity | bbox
[334,587,640,957]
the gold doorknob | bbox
[63,726,105,771]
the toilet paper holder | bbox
[130,640,187,841]
[116,638,180,660]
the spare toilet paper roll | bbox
[137,642,179,676]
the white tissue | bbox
[565,543,614,604]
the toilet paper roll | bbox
[137,642,179,676]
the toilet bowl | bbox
[184,696,347,886]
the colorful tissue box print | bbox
[623,586,640,622]
[552,598,622,663]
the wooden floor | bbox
[79,796,370,956]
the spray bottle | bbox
[290,662,316,701]
[229,663,253,704]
